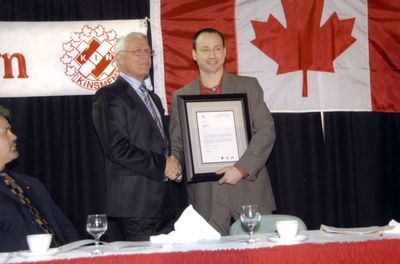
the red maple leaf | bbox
[251,0,356,97]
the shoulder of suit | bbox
[224,72,257,83]
[9,172,44,189]
[222,73,260,95]
[97,76,127,90]
[95,77,130,96]
[173,78,199,96]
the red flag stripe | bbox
[368,0,400,112]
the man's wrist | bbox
[234,165,249,178]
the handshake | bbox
[165,155,182,182]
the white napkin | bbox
[150,205,221,243]
[321,219,400,235]
[384,219,400,234]
[320,224,385,235]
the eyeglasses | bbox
[120,49,154,57]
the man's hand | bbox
[165,155,182,181]
[216,166,243,185]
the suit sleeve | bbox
[235,78,276,180]
[92,88,166,181]
[47,198,80,244]
[169,92,185,165]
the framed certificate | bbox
[177,93,251,182]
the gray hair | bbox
[0,105,10,118]
[114,32,148,55]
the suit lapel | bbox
[187,78,202,95]
[123,79,142,105]
[221,72,239,94]
[149,91,164,115]
[0,180,20,203]
[122,79,166,141]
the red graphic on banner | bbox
[75,39,101,65]
[251,0,356,97]
[60,25,118,90]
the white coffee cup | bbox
[26,234,52,254]
[276,220,299,240]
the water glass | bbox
[240,205,261,243]
[86,214,108,255]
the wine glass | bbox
[86,214,108,255]
[240,205,261,243]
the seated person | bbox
[0,105,79,252]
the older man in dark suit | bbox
[0,105,79,252]
[170,28,276,235]
[92,32,183,241]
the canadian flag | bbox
[150,0,400,112]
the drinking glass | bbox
[86,214,108,255]
[240,205,261,243]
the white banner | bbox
[0,19,147,98]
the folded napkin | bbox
[384,219,400,234]
[320,224,385,235]
[320,219,400,235]
[150,205,221,243]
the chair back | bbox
[229,214,307,235]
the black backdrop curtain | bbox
[1,0,399,238]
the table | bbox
[2,230,400,264]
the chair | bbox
[229,214,307,235]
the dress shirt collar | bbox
[120,73,153,98]
[0,170,8,178]
[200,77,222,95]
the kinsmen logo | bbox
[60,25,118,90]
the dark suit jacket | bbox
[0,172,79,252]
[170,72,276,233]
[92,77,171,218]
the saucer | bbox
[19,248,59,258]
[267,234,309,243]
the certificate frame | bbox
[177,93,251,182]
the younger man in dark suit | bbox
[0,105,79,252]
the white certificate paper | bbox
[178,94,250,181]
[196,111,239,163]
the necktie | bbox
[138,85,170,182]
[0,172,62,247]
[138,84,167,143]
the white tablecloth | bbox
[1,230,399,263]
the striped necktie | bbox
[0,172,62,247]
[138,84,167,143]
